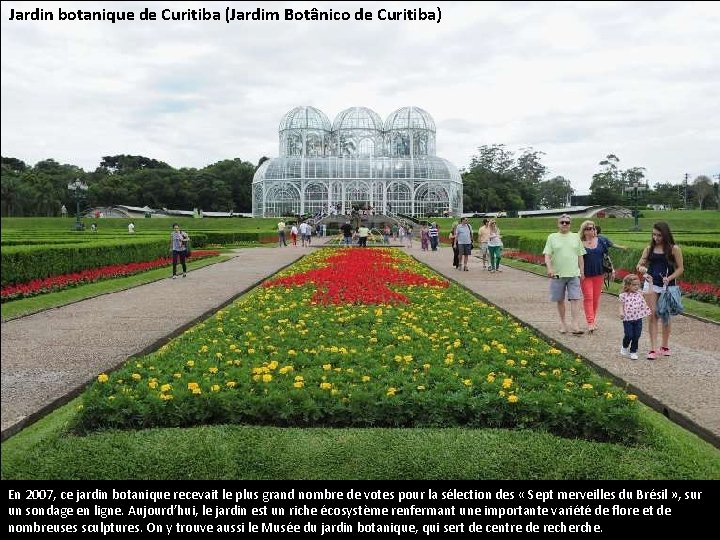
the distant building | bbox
[252,106,462,218]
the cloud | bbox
[2,1,719,193]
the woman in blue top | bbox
[579,220,624,333]
[636,222,684,360]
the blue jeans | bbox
[430,236,438,251]
[622,319,643,353]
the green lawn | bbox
[2,396,718,480]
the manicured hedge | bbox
[1,234,208,286]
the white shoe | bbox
[172,275,177,280]
[620,346,629,357]
[629,352,638,360]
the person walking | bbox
[128,222,135,234]
[383,223,391,244]
[290,223,298,246]
[357,224,370,247]
[543,214,586,335]
[578,220,612,333]
[618,274,652,361]
[487,219,503,272]
[420,224,429,251]
[428,222,439,251]
[277,220,287,247]
[477,218,490,270]
[170,223,189,279]
[636,221,684,360]
[453,217,474,271]
[300,221,312,246]
[340,220,353,246]
[449,220,460,269]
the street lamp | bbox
[625,181,648,231]
[67,178,89,231]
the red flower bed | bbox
[264,248,448,304]
[503,250,546,265]
[1,250,220,302]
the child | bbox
[619,274,652,360]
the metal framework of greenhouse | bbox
[252,106,463,218]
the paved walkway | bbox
[2,241,719,448]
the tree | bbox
[647,182,682,208]
[469,144,514,174]
[0,174,32,216]
[1,157,28,173]
[98,155,171,174]
[538,176,574,208]
[202,159,256,212]
[511,147,547,209]
[623,166,647,186]
[693,175,716,210]
[589,154,626,206]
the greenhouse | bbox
[252,106,462,218]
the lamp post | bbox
[625,181,647,231]
[67,178,88,231]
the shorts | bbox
[550,277,582,302]
[458,243,472,256]
[478,242,488,255]
[642,282,664,294]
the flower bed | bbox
[75,248,640,443]
[0,250,220,302]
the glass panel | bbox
[264,183,300,217]
[304,182,328,216]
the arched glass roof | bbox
[253,156,461,184]
[279,106,331,132]
[332,107,383,132]
[385,106,436,132]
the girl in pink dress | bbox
[618,274,652,360]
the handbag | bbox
[657,285,683,324]
[602,251,614,275]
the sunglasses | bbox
[559,221,571,225]
[584,226,595,230]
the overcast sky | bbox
[2,1,719,194]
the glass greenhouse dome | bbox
[253,106,462,217]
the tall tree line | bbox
[588,154,719,210]
[1,155,258,217]
[462,144,575,212]
[2,151,716,217]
